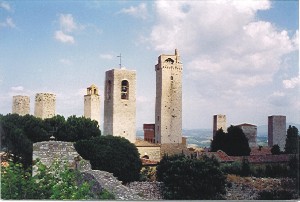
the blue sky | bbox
[0,0,299,131]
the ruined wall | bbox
[103,68,136,143]
[268,115,286,151]
[12,95,30,116]
[155,49,182,144]
[34,93,56,119]
[84,84,100,127]
[213,114,227,137]
[136,146,161,162]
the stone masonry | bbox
[12,95,30,116]
[103,68,136,143]
[237,123,257,147]
[34,93,56,119]
[268,115,286,151]
[84,84,101,127]
[155,49,183,144]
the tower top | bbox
[175,48,179,56]
[86,84,99,95]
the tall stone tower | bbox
[84,84,100,127]
[34,93,56,119]
[155,49,183,144]
[103,68,136,143]
[268,115,286,151]
[213,114,227,137]
[12,95,30,116]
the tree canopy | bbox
[210,125,251,156]
[285,125,299,154]
[74,135,142,183]
[156,154,226,200]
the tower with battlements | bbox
[155,49,183,144]
[103,68,136,143]
[84,84,100,127]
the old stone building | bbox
[12,95,30,116]
[103,68,136,143]
[237,123,257,147]
[34,93,56,119]
[213,114,227,137]
[143,124,155,143]
[268,115,286,151]
[155,49,183,144]
[84,84,100,127]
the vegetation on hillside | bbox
[210,125,251,156]
[156,154,226,200]
[74,135,142,183]
[1,160,114,200]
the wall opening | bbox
[121,80,129,100]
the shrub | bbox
[156,154,226,200]
[75,136,142,183]
[257,189,295,200]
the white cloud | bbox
[54,30,74,44]
[283,76,300,89]
[119,3,148,19]
[11,86,24,91]
[59,14,77,32]
[0,1,11,11]
[99,54,114,60]
[0,17,16,28]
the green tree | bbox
[285,125,299,154]
[271,144,281,155]
[156,154,226,200]
[75,135,142,183]
[211,125,251,156]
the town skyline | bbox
[1,1,299,129]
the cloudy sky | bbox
[0,1,299,130]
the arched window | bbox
[121,80,129,100]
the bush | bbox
[257,189,295,200]
[271,144,281,155]
[74,136,142,183]
[156,154,226,200]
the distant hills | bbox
[136,123,299,148]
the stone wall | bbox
[34,93,56,119]
[160,143,190,158]
[136,146,161,161]
[12,95,30,116]
[127,182,163,200]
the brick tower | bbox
[84,84,100,127]
[103,68,136,143]
[12,95,30,116]
[34,93,56,119]
[155,49,183,144]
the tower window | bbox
[121,80,129,100]
[171,76,173,80]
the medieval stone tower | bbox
[213,114,227,137]
[12,95,30,116]
[155,49,183,144]
[84,84,100,126]
[268,115,286,151]
[103,68,136,143]
[34,93,56,119]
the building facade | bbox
[213,114,227,137]
[155,49,183,144]
[237,123,257,147]
[143,124,155,143]
[268,115,286,151]
[84,84,100,127]
[103,68,136,143]
[34,93,56,119]
[12,95,30,116]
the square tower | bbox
[84,84,101,127]
[34,93,56,119]
[155,49,183,144]
[213,114,227,137]
[237,123,257,147]
[12,95,30,116]
[103,68,136,143]
[268,115,286,151]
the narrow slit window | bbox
[121,80,129,100]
